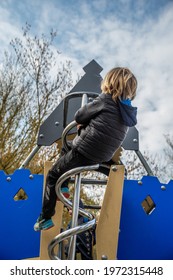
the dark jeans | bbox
[42,149,97,218]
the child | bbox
[34,67,137,231]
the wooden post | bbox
[39,161,64,260]
[96,165,125,260]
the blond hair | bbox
[101,67,137,101]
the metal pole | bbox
[67,173,81,260]
[69,178,107,185]
[19,145,41,169]
[61,93,88,153]
[81,93,88,107]
[61,121,76,152]
[67,93,88,260]
[135,150,154,176]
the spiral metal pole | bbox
[48,164,99,260]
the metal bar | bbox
[64,93,92,259]
[69,178,107,185]
[67,173,81,260]
[65,91,98,101]
[84,204,101,210]
[81,93,88,107]
[62,93,89,153]
[61,120,76,152]
[63,91,98,128]
[135,150,154,176]
[19,145,41,169]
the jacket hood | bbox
[118,100,137,127]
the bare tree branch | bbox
[0,24,73,174]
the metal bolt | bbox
[112,166,117,172]
[6,177,11,182]
[133,138,138,143]
[39,134,44,138]
[161,185,166,190]
[101,255,108,260]
[29,174,34,179]
[55,121,59,126]
[138,180,143,185]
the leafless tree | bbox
[163,134,173,180]
[0,24,73,174]
[121,148,171,183]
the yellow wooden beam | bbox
[39,161,64,260]
[96,165,125,260]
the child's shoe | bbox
[34,214,54,231]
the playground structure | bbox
[0,60,173,260]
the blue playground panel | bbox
[118,176,173,260]
[0,169,43,260]
[0,169,173,260]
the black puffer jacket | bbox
[72,93,137,162]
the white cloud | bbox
[0,6,22,52]
[0,0,172,155]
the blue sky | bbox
[0,0,173,154]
